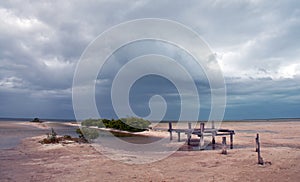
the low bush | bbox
[80,117,151,132]
[76,127,99,141]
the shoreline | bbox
[1,121,300,181]
[2,136,300,181]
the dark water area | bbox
[0,122,79,149]
[0,122,45,149]
[0,121,161,150]
[2,117,297,151]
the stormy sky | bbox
[0,0,300,120]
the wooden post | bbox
[199,123,205,150]
[212,135,216,150]
[256,133,264,165]
[187,122,192,145]
[230,132,233,149]
[200,122,205,131]
[211,121,216,150]
[221,137,227,155]
[177,132,181,142]
[169,122,173,140]
[211,132,216,150]
[255,133,259,152]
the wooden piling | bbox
[221,137,227,155]
[255,133,259,152]
[256,133,264,165]
[212,135,216,149]
[230,132,233,149]
[187,122,192,145]
[211,121,216,150]
[169,122,173,140]
[177,132,181,142]
[199,123,205,150]
[200,122,205,131]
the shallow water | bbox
[0,122,78,149]
[0,121,162,149]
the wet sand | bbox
[1,121,300,181]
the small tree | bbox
[76,128,99,141]
[40,128,59,144]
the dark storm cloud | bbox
[0,0,299,119]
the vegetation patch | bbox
[39,128,88,144]
[76,127,99,141]
[81,117,151,132]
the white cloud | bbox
[0,76,24,88]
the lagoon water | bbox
[0,121,78,149]
[0,120,160,150]
[2,118,298,150]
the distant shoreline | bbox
[0,118,76,122]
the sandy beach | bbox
[1,121,300,181]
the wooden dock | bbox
[168,122,235,150]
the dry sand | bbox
[1,121,300,181]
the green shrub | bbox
[40,128,59,144]
[76,128,84,138]
[80,117,151,132]
[49,128,58,142]
[121,117,151,132]
[77,127,99,141]
[81,119,105,128]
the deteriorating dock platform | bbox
[168,122,235,150]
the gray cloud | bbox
[0,0,299,120]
